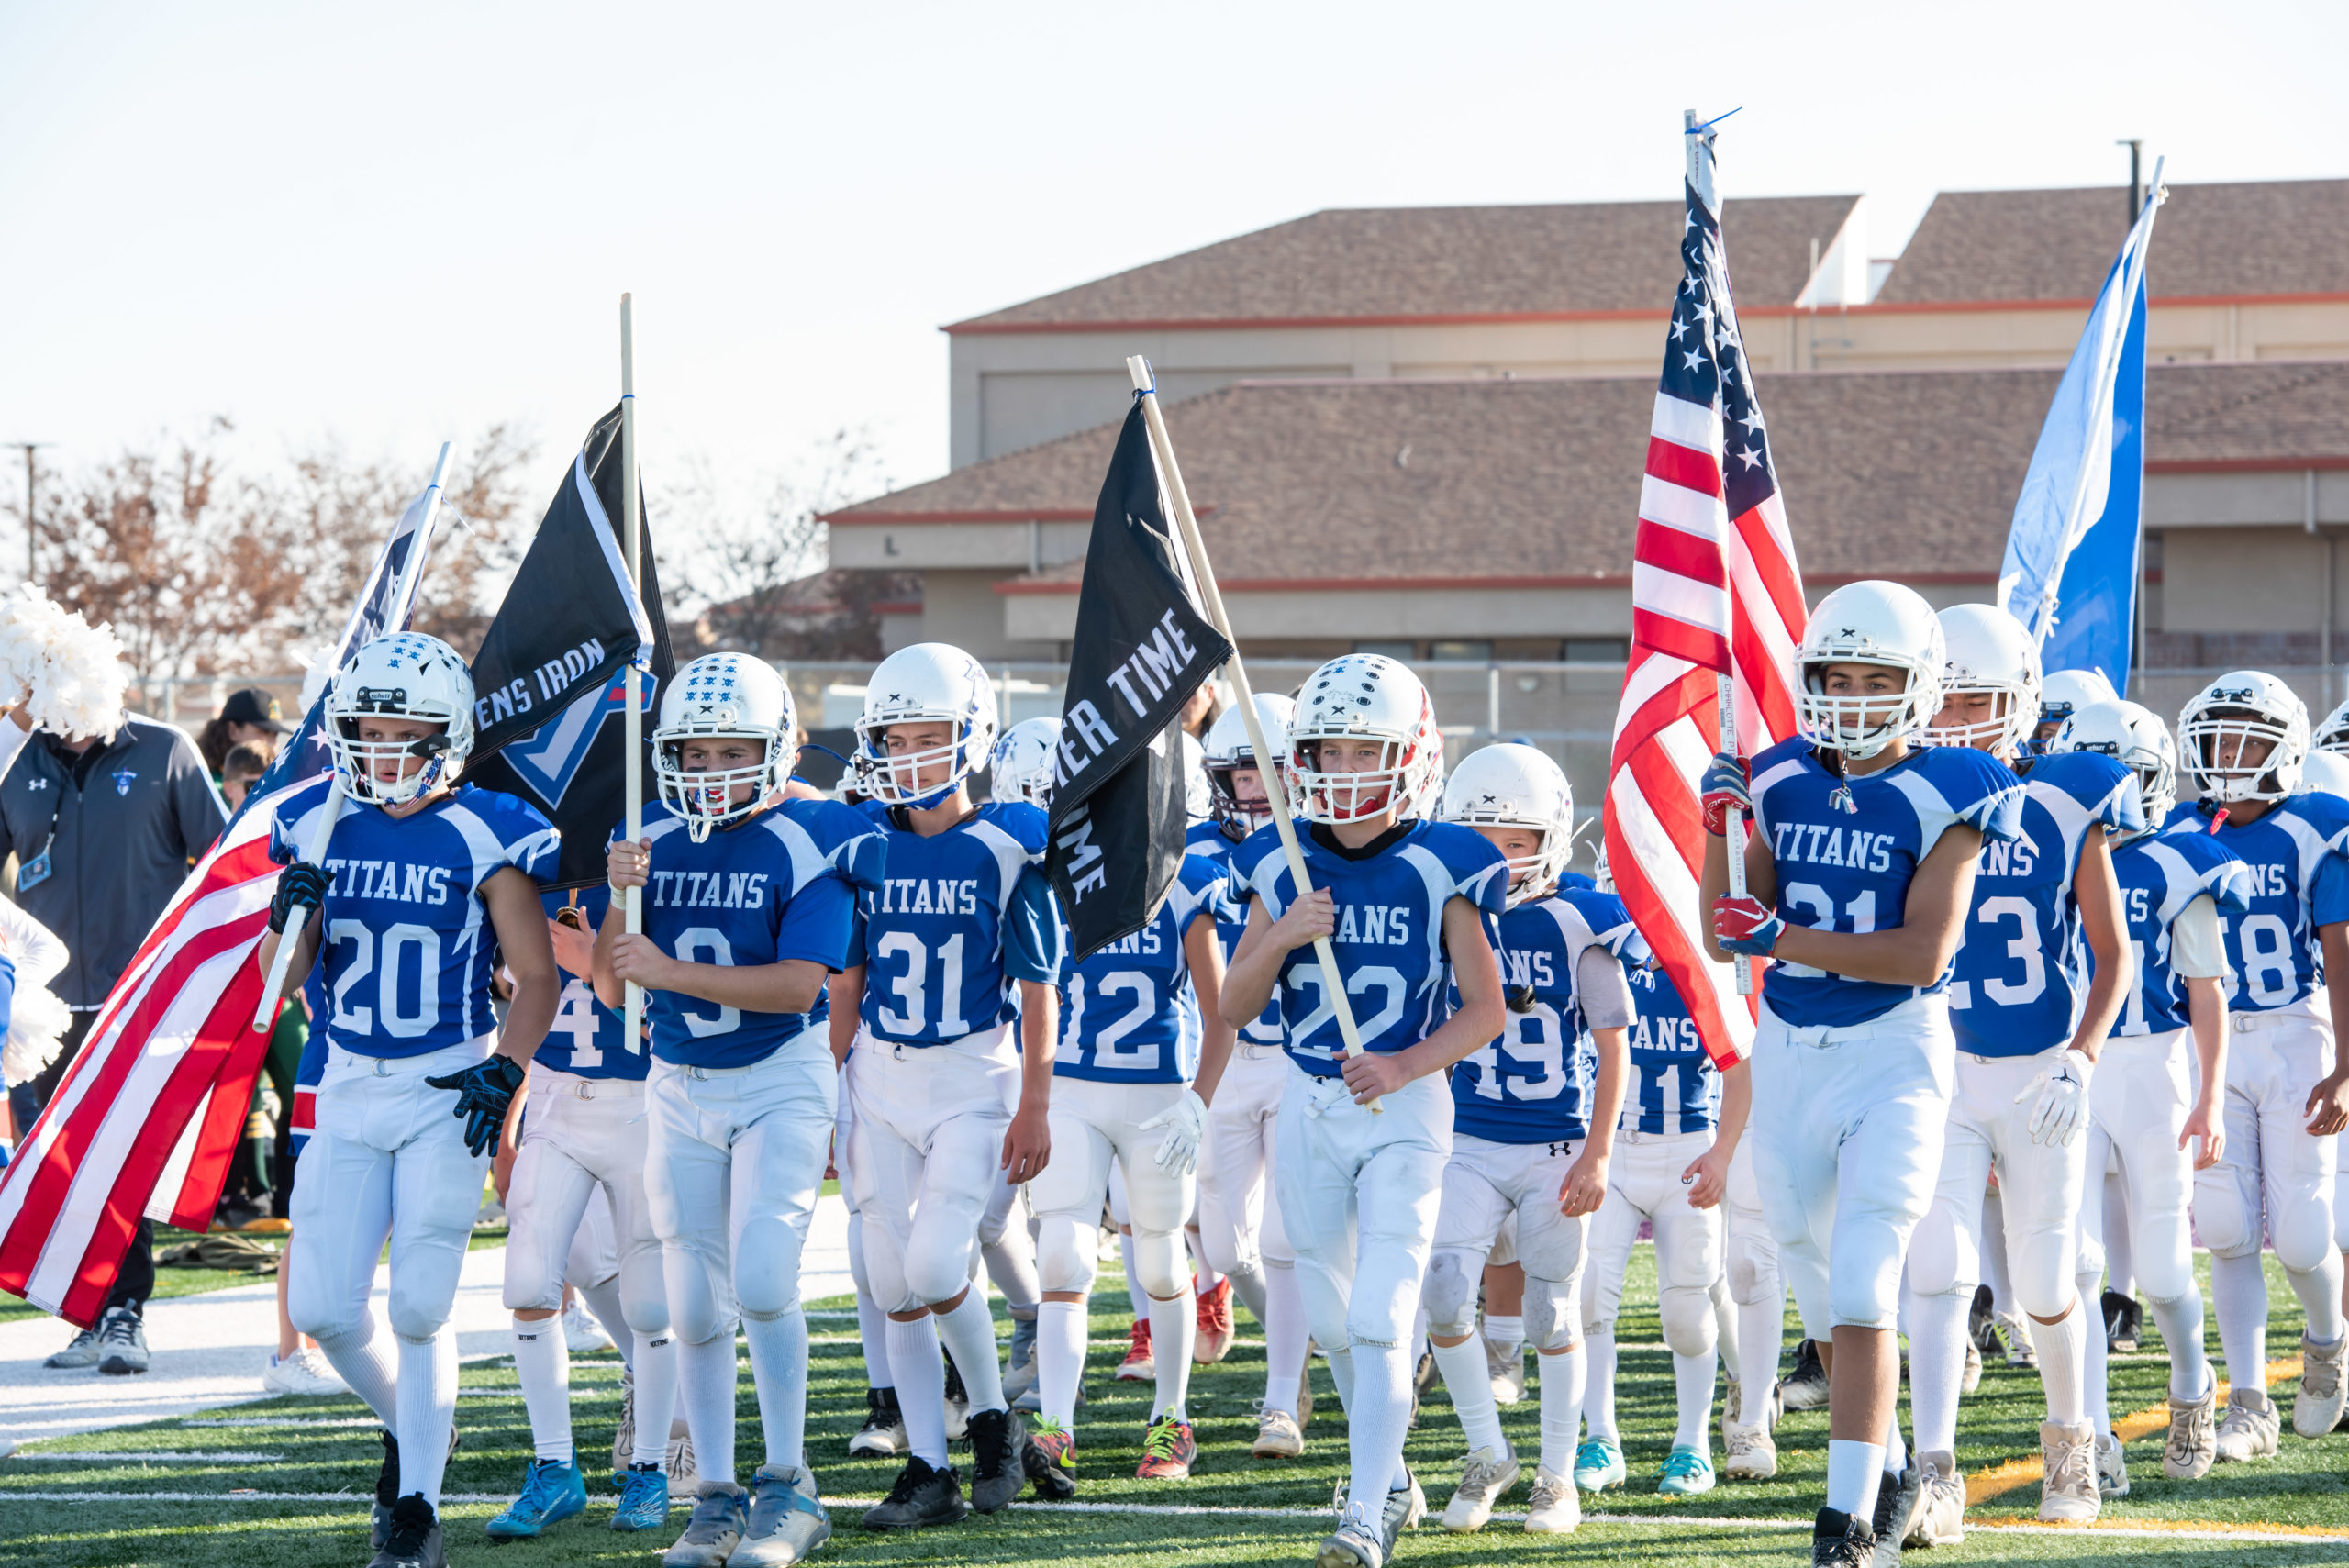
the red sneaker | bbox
[1194,1277,1234,1365]
[1135,1415,1197,1480]
[1116,1318,1154,1381]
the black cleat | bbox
[2103,1289,2142,1353]
[966,1407,1030,1513]
[1871,1466,1920,1564]
[1813,1506,1876,1568]
[371,1425,461,1551]
[369,1496,446,1568]
[1780,1338,1831,1411]
[1968,1284,1998,1353]
[861,1455,968,1530]
[942,1356,970,1442]
[849,1386,907,1458]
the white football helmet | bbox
[1202,694,1296,839]
[2039,667,2120,735]
[653,653,796,841]
[1794,581,1945,760]
[1182,729,1211,824]
[2315,697,2349,754]
[853,642,997,808]
[2051,699,2176,835]
[325,631,475,806]
[1928,604,2041,756]
[1441,742,1575,906]
[2301,748,2349,799]
[1286,654,1441,825]
[2177,670,2309,805]
[989,716,1061,810]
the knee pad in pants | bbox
[1905,1197,1977,1300]
[1130,1229,1186,1301]
[1423,1247,1480,1339]
[2193,1164,2259,1261]
[1527,1272,1579,1352]
[1661,1284,1717,1358]
[1036,1214,1102,1297]
[1727,1227,1779,1307]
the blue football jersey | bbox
[852,801,1063,1047]
[1449,890,1621,1144]
[1233,819,1508,1079]
[1748,738,2026,1029]
[1050,852,1232,1084]
[535,885,642,1080]
[2110,826,2254,1036]
[271,781,559,1059]
[1187,819,1282,1048]
[1623,957,1716,1134]
[1947,751,2142,1057]
[2162,793,2349,1012]
[621,800,863,1068]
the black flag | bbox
[1046,401,1233,959]
[465,405,679,888]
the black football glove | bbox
[269,862,330,934]
[424,1053,527,1159]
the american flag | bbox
[1602,125,1807,1069]
[0,489,440,1324]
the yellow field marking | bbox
[1965,1353,2304,1506]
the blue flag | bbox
[1997,183,2162,694]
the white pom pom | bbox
[3,979,72,1088]
[0,587,128,742]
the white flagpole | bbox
[251,441,452,1030]
[1687,109,1754,998]
[621,295,645,1049]
[1125,356,1377,1108]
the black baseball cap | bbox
[221,686,295,734]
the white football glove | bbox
[1138,1088,1209,1176]
[2014,1053,2092,1147]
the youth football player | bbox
[1418,743,1629,1537]
[1220,655,1509,1568]
[1699,582,2024,1568]
[2169,673,2349,1462]
[260,632,562,1568]
[2048,699,2242,1492]
[1902,609,2139,1541]
[838,642,1069,1529]
[596,653,885,1568]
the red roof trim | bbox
[871,600,924,616]
[2146,456,2349,474]
[821,507,1098,525]
[996,570,1998,596]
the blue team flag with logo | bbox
[1997,182,2164,694]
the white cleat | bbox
[1440,1444,1520,1532]
[562,1298,615,1354]
[2213,1386,2280,1462]
[1995,1311,2038,1368]
[2294,1332,2346,1438]
[1721,1416,1777,1480]
[1961,1338,1983,1396]
[1253,1407,1305,1460]
[1522,1465,1580,1533]
[2094,1432,2129,1498]
[2038,1419,2100,1524]
[1905,1450,1965,1548]
[262,1346,348,1396]
[1486,1337,1527,1405]
[2164,1383,2218,1480]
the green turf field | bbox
[6,1247,2347,1567]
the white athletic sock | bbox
[1582,1325,1619,1442]
[1341,1342,1411,1520]
[2030,1297,2090,1427]
[1536,1341,1586,1478]
[1825,1439,1885,1521]
[1709,1278,1741,1383]
[1120,1234,1150,1324]
[2212,1251,2270,1395]
[936,1291,1007,1414]
[857,1291,894,1391]
[1325,1342,1357,1411]
[677,1332,739,1485]
[1229,1263,1268,1330]
[1432,1335,1507,1455]
[1736,1290,1783,1427]
[2081,1273,2114,1440]
[1409,1305,1429,1381]
[2103,1175,2136,1298]
[1904,1287,1969,1456]
[1149,1290,1197,1422]
[1671,1349,1717,1451]
[1186,1229,1221,1296]
[2288,1251,2347,1343]
[1483,1312,1524,1361]
[1037,1299,1086,1428]
[312,1316,399,1429]
[2147,1289,2211,1404]
[578,1277,629,1362]
[511,1313,574,1462]
[1881,1416,1908,1478]
[886,1315,949,1468]
[395,1328,458,1509]
[1980,1192,2013,1316]
[630,1327,679,1469]
[1262,1262,1308,1417]
[983,1228,1041,1318]
[742,1310,808,1475]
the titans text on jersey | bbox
[1232,818,1508,1079]
[1623,955,1716,1136]
[1746,736,2026,1029]
[1449,887,1624,1145]
[2163,789,2349,1013]
[1049,852,1234,1084]
[271,782,561,1059]
[852,800,1063,1047]
[2110,827,2254,1036]
[1946,750,2142,1057]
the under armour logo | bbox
[27,777,46,791]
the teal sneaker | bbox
[486,1457,588,1538]
[1572,1436,1625,1493]
[609,1464,672,1532]
[1656,1444,1716,1496]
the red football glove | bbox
[1712,894,1785,957]
[1699,751,1751,838]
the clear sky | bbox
[3,1,2343,519]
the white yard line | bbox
[5,1451,284,1462]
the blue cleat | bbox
[1573,1436,1625,1493]
[1656,1444,1716,1496]
[610,1464,673,1532]
[485,1458,588,1539]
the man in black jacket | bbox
[2,703,226,1373]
